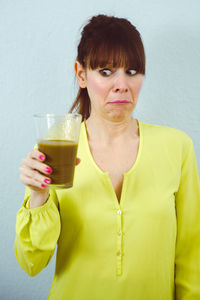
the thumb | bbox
[75,157,81,165]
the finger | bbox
[20,166,51,186]
[28,149,46,162]
[20,173,49,190]
[75,157,81,165]
[22,157,53,175]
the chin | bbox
[107,109,132,122]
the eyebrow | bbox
[98,66,137,70]
[97,63,114,69]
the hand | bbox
[19,148,81,208]
[20,149,53,192]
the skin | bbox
[75,61,144,201]
[20,149,80,208]
[75,60,143,142]
[19,60,143,207]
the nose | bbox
[112,71,129,93]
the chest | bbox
[89,138,140,203]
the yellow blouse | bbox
[15,120,200,300]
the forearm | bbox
[15,235,55,276]
[30,188,50,208]
[15,189,61,276]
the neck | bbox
[85,115,139,145]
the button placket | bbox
[117,209,122,215]
[116,208,123,276]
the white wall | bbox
[0,0,199,299]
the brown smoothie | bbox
[38,139,78,187]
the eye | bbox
[99,69,112,77]
[126,69,137,76]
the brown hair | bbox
[69,14,146,121]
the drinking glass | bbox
[34,113,82,189]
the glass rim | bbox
[33,113,82,118]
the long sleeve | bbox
[15,187,61,276]
[175,138,200,299]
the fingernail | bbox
[41,183,46,188]
[44,178,50,184]
[45,167,52,174]
[39,155,45,161]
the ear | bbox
[74,61,87,88]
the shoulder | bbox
[140,120,192,145]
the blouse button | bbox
[117,231,123,236]
[117,251,122,256]
[116,209,122,215]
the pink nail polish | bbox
[39,155,45,161]
[41,183,46,188]
[45,167,52,174]
[44,178,50,184]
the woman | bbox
[15,14,200,300]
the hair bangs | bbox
[72,14,146,119]
[86,35,145,74]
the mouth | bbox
[108,100,131,105]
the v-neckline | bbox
[82,119,143,205]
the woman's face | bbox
[75,61,143,122]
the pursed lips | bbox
[108,100,131,104]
